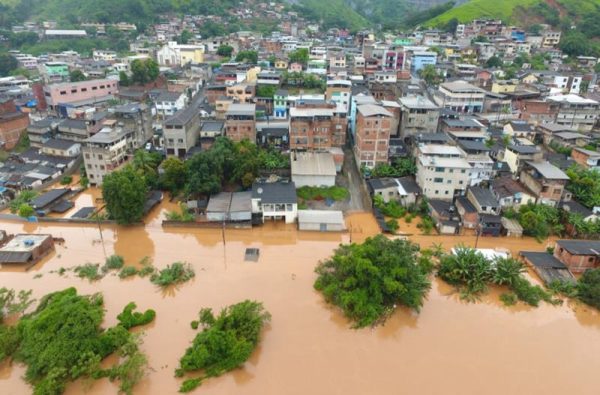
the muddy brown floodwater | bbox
[2,208,600,395]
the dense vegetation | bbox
[314,235,432,328]
[566,166,600,209]
[0,287,154,394]
[290,0,368,31]
[182,137,289,198]
[296,186,349,201]
[176,300,271,392]
[0,0,246,27]
[427,0,539,25]
[366,158,417,178]
[150,262,195,289]
[437,247,555,306]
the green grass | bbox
[296,186,349,202]
[427,0,540,25]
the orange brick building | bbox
[289,102,347,150]
[354,104,394,168]
[0,98,29,149]
[225,103,256,142]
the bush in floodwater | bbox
[314,235,431,328]
[385,218,399,233]
[74,263,102,281]
[548,279,578,298]
[437,247,494,300]
[180,377,202,393]
[437,247,555,306]
[117,302,156,329]
[103,255,125,271]
[500,292,518,306]
[119,266,138,278]
[577,268,600,309]
[176,301,270,390]
[150,262,195,288]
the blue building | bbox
[273,89,288,119]
[411,51,437,73]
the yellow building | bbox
[179,45,205,65]
[245,66,261,83]
[491,81,517,94]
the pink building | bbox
[43,79,118,111]
[288,62,303,73]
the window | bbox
[81,88,87,92]
[85,153,90,159]
[98,154,103,160]
[434,177,444,183]
[71,89,77,93]
[178,139,184,143]
[435,167,444,172]
[92,86,98,90]
[60,91,67,95]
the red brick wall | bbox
[0,113,29,149]
[225,120,256,142]
[355,113,391,165]
[554,247,600,273]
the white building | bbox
[416,144,471,200]
[291,152,337,187]
[251,181,298,224]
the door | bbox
[319,223,327,232]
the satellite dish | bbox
[257,187,263,194]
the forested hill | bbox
[427,0,600,27]
[0,0,456,32]
[0,0,246,27]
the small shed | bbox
[31,188,71,211]
[0,234,54,268]
[291,152,337,187]
[229,191,252,222]
[71,207,95,219]
[298,210,346,232]
[206,192,232,222]
[501,217,523,237]
[206,192,251,222]
[520,251,576,285]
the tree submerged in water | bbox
[0,287,155,394]
[176,300,271,392]
[314,235,432,328]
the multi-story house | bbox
[251,180,298,224]
[504,144,543,174]
[164,106,200,157]
[83,126,135,186]
[398,96,440,138]
[289,102,346,150]
[416,144,471,200]
[225,103,256,142]
[571,147,600,171]
[154,90,187,119]
[435,81,486,113]
[0,98,29,150]
[519,161,570,206]
[547,94,600,132]
[325,80,352,114]
[43,79,118,112]
[273,89,288,119]
[109,103,153,148]
[354,104,393,168]
[456,140,493,186]
[542,31,561,48]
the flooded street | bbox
[1,208,600,395]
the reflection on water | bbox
[1,210,600,395]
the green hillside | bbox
[293,0,369,31]
[427,0,539,25]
